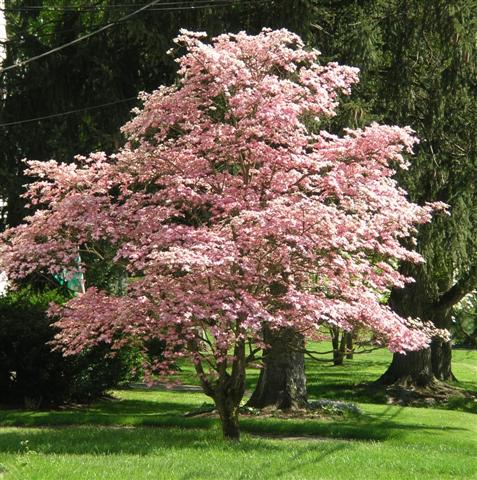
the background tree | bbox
[363,0,477,386]
[284,0,477,388]
[248,0,477,400]
[0,0,321,410]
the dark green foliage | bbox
[0,0,317,229]
[0,289,139,407]
[366,1,477,380]
[306,0,477,382]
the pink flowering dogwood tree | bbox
[0,29,447,440]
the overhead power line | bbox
[0,0,264,73]
[0,97,138,127]
[0,0,264,43]
[0,0,269,127]
[0,0,162,74]
[0,0,256,13]
[2,0,232,8]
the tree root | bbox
[367,378,476,407]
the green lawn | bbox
[0,347,476,479]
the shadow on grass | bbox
[0,426,253,455]
[307,381,388,404]
[246,443,349,480]
[0,393,470,454]
[0,399,213,429]
[240,403,468,442]
[307,377,477,414]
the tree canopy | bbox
[0,28,448,439]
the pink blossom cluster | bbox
[0,29,448,376]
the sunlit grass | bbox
[0,346,476,479]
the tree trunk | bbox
[194,339,246,441]
[331,327,346,366]
[380,329,457,387]
[331,328,352,365]
[247,326,307,410]
[345,332,354,359]
[431,339,456,382]
[382,258,477,386]
[214,393,241,441]
[377,348,435,386]
[378,278,438,387]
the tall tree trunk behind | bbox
[331,327,347,366]
[378,278,458,386]
[247,326,307,410]
[377,348,435,386]
[431,339,456,382]
[378,279,438,387]
[345,331,354,359]
[379,318,457,386]
[429,305,455,381]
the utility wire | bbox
[0,97,138,127]
[0,0,257,12]
[1,1,260,42]
[0,0,264,68]
[0,0,269,125]
[2,0,231,9]
[0,0,162,74]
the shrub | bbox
[0,289,139,407]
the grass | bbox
[0,346,476,479]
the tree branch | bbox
[436,266,477,311]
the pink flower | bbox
[0,28,447,378]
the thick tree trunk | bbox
[379,277,438,387]
[431,339,456,382]
[247,326,307,410]
[380,335,457,387]
[377,348,435,386]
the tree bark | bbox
[378,278,438,387]
[427,265,477,381]
[377,348,435,386]
[214,392,241,441]
[331,327,347,366]
[247,326,307,410]
[379,272,459,386]
[194,339,246,441]
[431,339,456,382]
[427,303,455,381]
[345,331,354,359]
[379,322,458,387]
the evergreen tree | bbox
[371,0,477,385]
[251,0,477,402]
